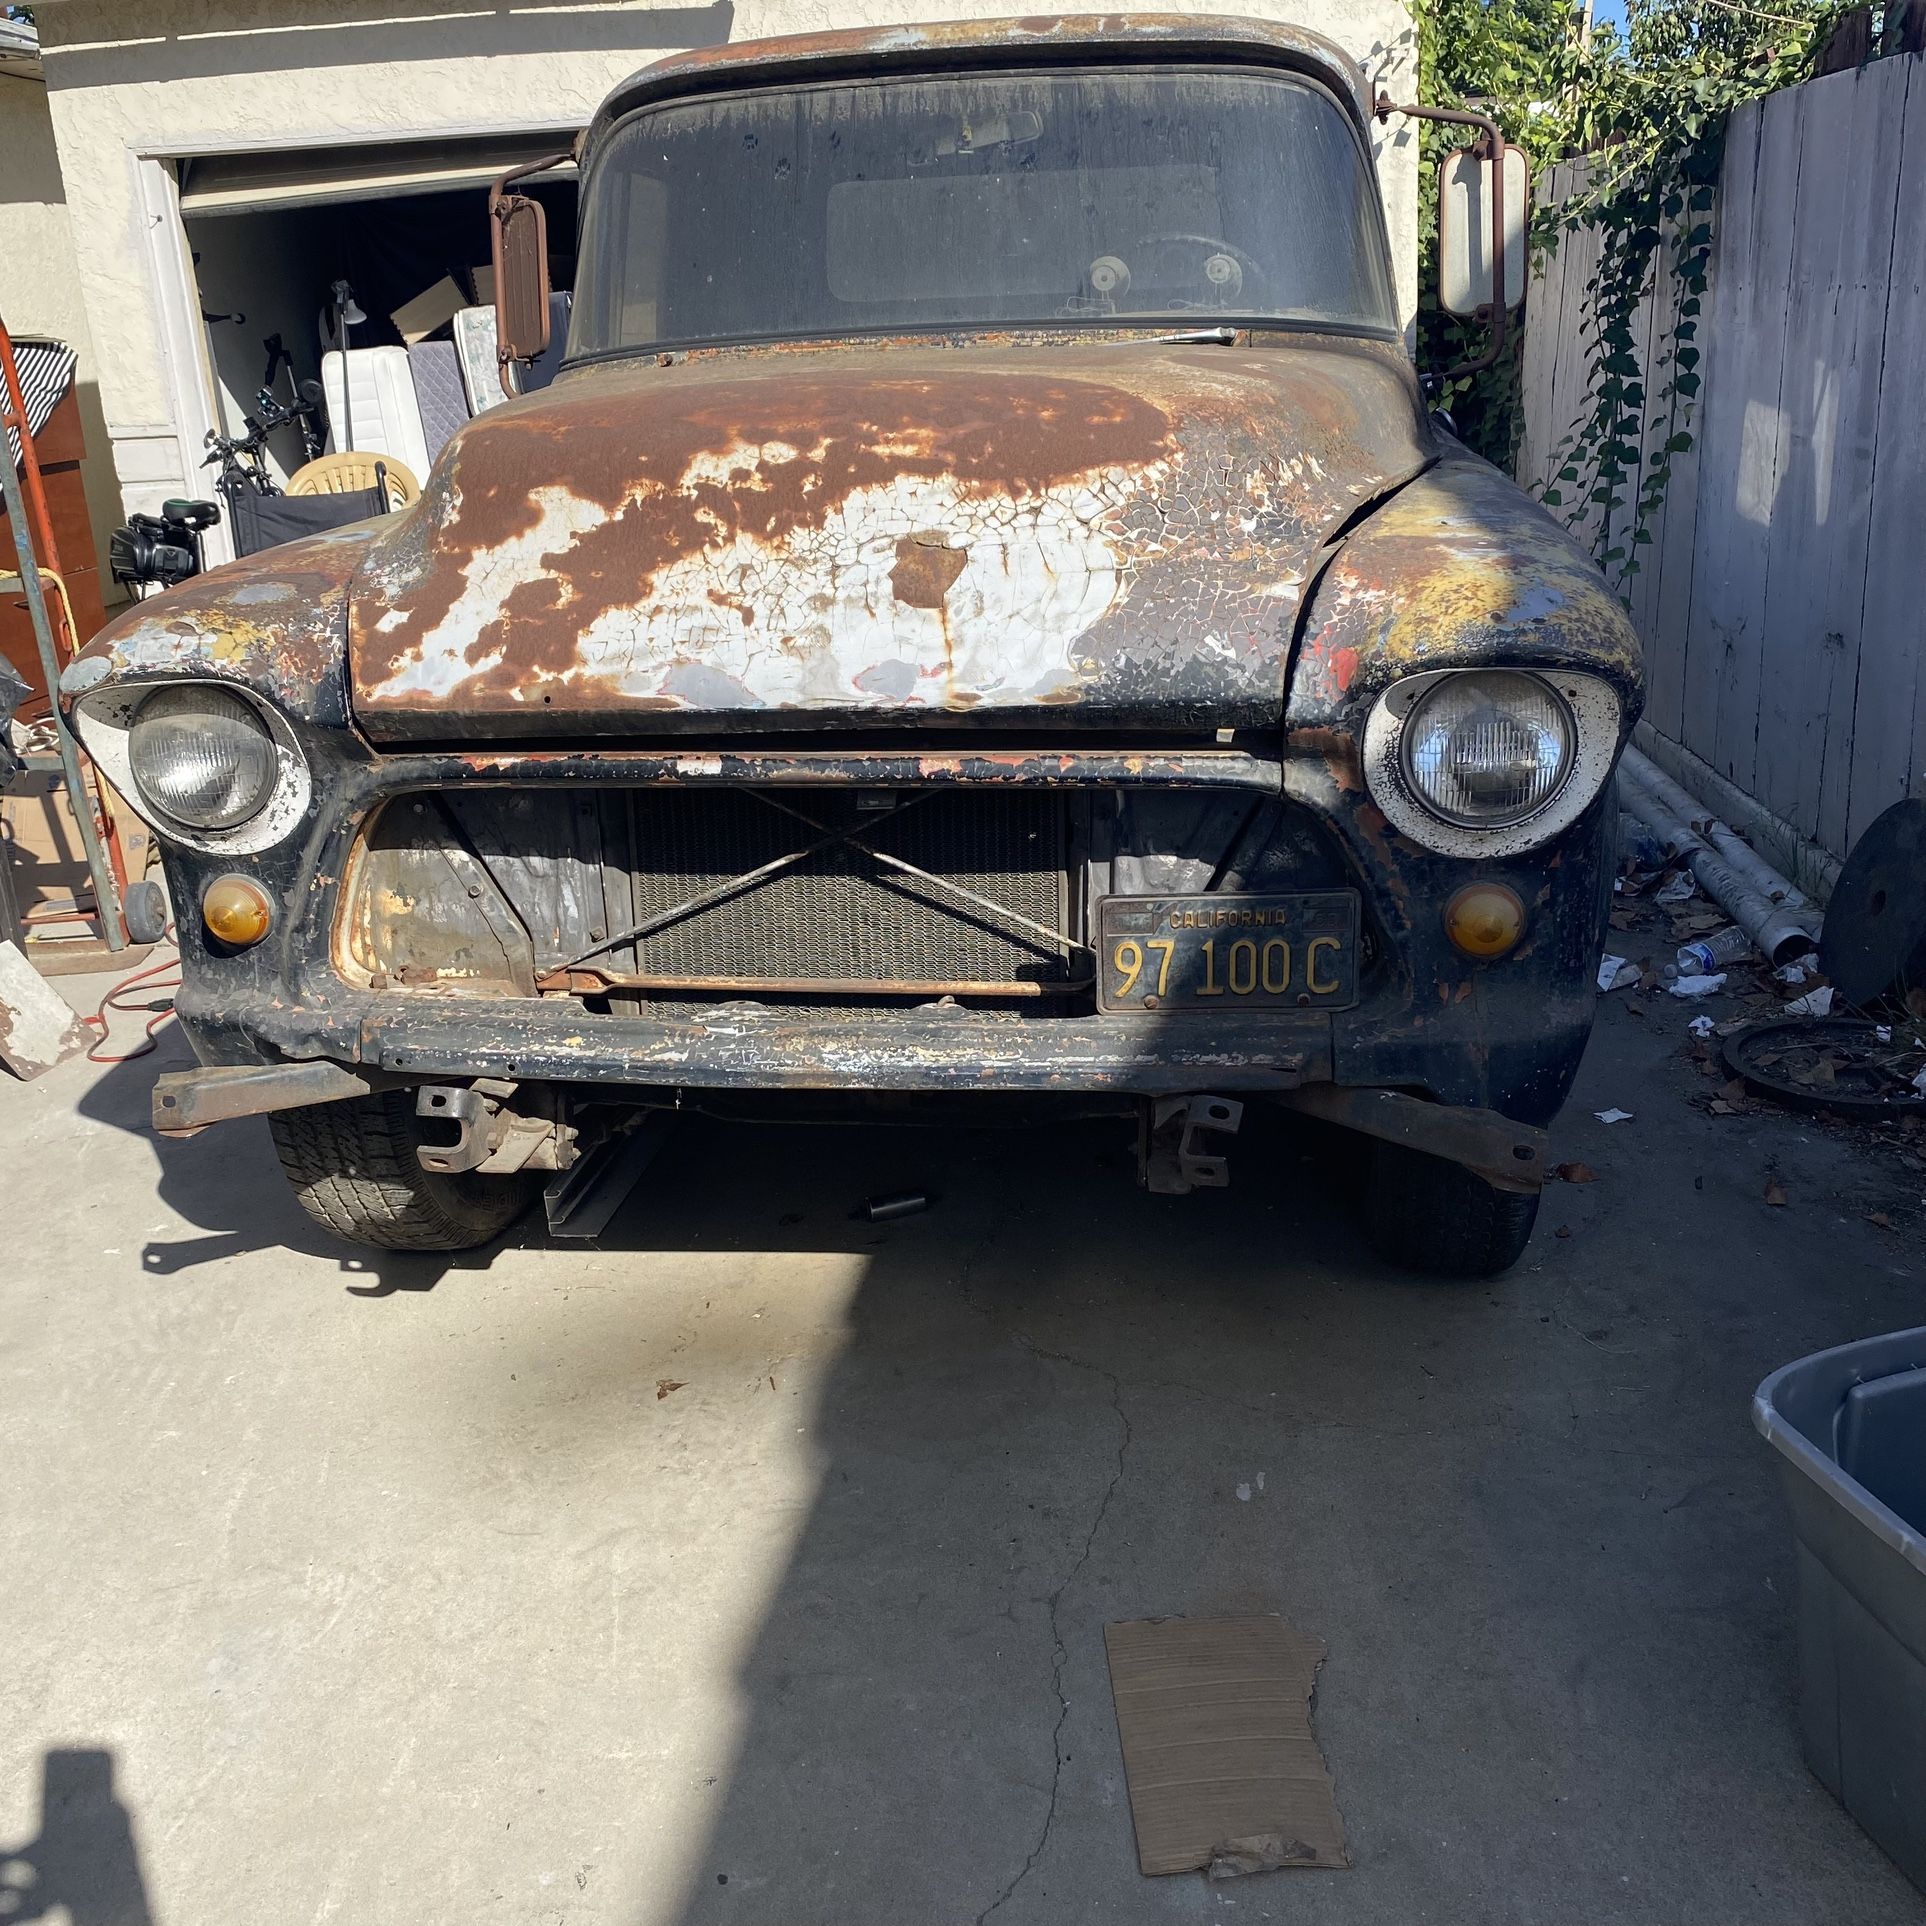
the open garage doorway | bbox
[175,133,577,556]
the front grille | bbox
[616,789,1074,991]
[357,786,1081,996]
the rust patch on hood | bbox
[348,335,1429,740]
[64,521,378,723]
[1288,454,1645,729]
[891,531,970,610]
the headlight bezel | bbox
[1362,668,1623,858]
[70,678,312,856]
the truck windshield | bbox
[570,66,1397,356]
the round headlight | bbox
[128,685,278,831]
[1400,671,1575,828]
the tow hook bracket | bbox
[415,1083,494,1174]
[1139,1094,1245,1195]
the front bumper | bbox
[174,977,1333,1093]
[153,1049,1552,1191]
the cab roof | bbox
[589,13,1374,149]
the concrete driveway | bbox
[3,986,1922,1925]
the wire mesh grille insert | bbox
[619,789,1075,989]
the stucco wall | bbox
[0,70,124,585]
[36,0,1420,518]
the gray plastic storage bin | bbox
[1754,1328,1926,1893]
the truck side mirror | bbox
[490,189,552,378]
[1437,144,1529,318]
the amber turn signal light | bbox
[1445,882,1526,959]
[202,874,274,948]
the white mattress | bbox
[322,345,432,483]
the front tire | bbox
[269,1090,537,1251]
[1362,1139,1539,1279]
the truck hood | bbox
[347,337,1430,740]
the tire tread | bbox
[269,1091,531,1251]
[1364,1139,1539,1279]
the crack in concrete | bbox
[975,1333,1132,1926]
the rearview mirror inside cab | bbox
[1438,145,1529,317]
[490,190,552,381]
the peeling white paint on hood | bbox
[363,444,1166,711]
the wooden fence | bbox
[1518,54,1925,861]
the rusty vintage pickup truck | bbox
[68,15,1641,1275]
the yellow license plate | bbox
[1096,893,1360,1013]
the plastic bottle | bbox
[1671,926,1755,978]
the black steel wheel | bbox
[1362,1139,1540,1279]
[269,1090,537,1251]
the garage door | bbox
[177,131,575,216]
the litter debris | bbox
[1776,959,1817,987]
[862,1191,930,1222]
[1235,1482,1252,1502]
[1676,927,1756,976]
[1655,871,1698,905]
[1784,986,1835,1018]
[1765,1178,1789,1207]
[1667,972,1728,998]
[1867,1213,1897,1232]
[1689,1014,1717,1039]
[1672,906,1729,938]
[1106,1615,1347,1878]
[655,1379,686,1400]
[1594,1108,1635,1124]
[1553,1161,1599,1183]
[1597,953,1641,993]
[1554,1224,1573,1238]
[1618,813,1669,872]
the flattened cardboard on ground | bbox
[0,938,89,1078]
[1106,1614,1346,1878]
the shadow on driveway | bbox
[0,1748,156,1926]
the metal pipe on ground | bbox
[1632,722,1842,904]
[1618,761,1820,966]
[1621,746,1816,912]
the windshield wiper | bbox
[1151,326,1238,345]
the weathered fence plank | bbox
[1754,65,1895,840]
[1845,56,1926,851]
[1705,83,1804,799]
